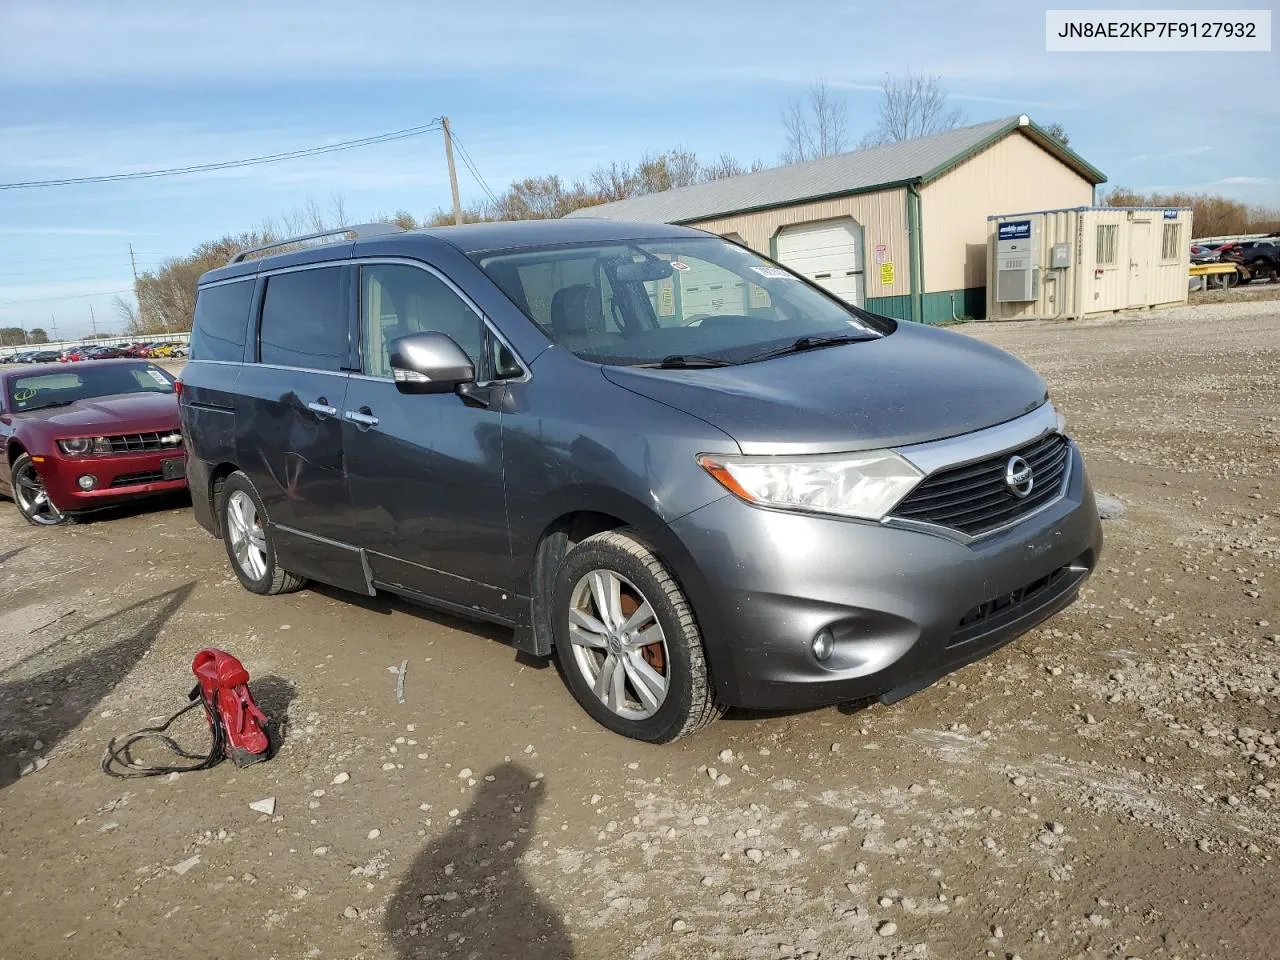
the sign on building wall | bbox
[880,262,895,285]
[998,220,1032,241]
[875,243,889,265]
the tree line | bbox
[0,327,50,347]
[1102,187,1279,237]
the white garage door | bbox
[776,219,864,306]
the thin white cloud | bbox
[1214,176,1270,185]
[0,226,152,237]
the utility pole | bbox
[89,304,98,338]
[128,243,143,329]
[441,116,462,226]
[50,314,58,343]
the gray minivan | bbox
[180,220,1102,742]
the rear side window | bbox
[259,267,347,371]
[190,280,253,362]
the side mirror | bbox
[388,332,475,395]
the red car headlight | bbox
[57,437,112,456]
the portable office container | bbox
[986,206,1192,321]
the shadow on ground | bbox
[250,673,297,754]
[0,546,27,565]
[0,581,195,791]
[385,761,573,959]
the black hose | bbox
[101,691,224,779]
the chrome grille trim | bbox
[886,404,1072,544]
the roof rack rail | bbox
[227,222,406,264]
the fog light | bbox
[77,475,97,491]
[811,628,835,662]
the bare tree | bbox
[327,191,349,227]
[1042,122,1069,146]
[781,80,849,164]
[590,161,640,201]
[111,295,139,330]
[859,72,963,148]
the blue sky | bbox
[1,0,1275,338]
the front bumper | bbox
[38,449,188,514]
[669,442,1102,709]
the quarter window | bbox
[1095,224,1118,266]
[359,264,484,378]
[1161,223,1181,261]
[191,279,253,362]
[258,267,347,371]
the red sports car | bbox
[0,359,187,525]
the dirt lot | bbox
[1,300,1277,960]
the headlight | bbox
[697,450,923,521]
[58,438,94,455]
[57,437,111,456]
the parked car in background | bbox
[58,346,86,363]
[181,219,1102,742]
[1226,239,1280,279]
[85,345,128,360]
[147,343,175,359]
[0,359,187,525]
[25,349,60,364]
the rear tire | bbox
[217,471,307,596]
[552,530,723,742]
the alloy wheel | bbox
[226,490,268,581]
[13,459,64,526]
[567,569,670,720]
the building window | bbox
[1096,224,1118,266]
[1161,223,1181,261]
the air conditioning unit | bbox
[994,218,1040,302]
[996,262,1038,302]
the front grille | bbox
[103,431,183,455]
[891,432,1070,537]
[110,470,164,488]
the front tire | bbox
[11,453,66,526]
[552,530,723,742]
[217,471,307,596]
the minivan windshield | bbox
[477,237,889,366]
[6,362,174,413]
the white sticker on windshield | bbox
[670,261,690,271]
[750,266,793,280]
[147,369,169,386]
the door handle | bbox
[307,400,338,417]
[345,409,379,428]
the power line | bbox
[0,121,442,190]
[449,130,500,206]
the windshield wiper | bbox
[648,354,734,369]
[747,333,875,363]
[18,400,75,412]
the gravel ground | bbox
[0,299,1276,960]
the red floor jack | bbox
[102,649,273,778]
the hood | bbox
[17,392,180,436]
[601,322,1047,454]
